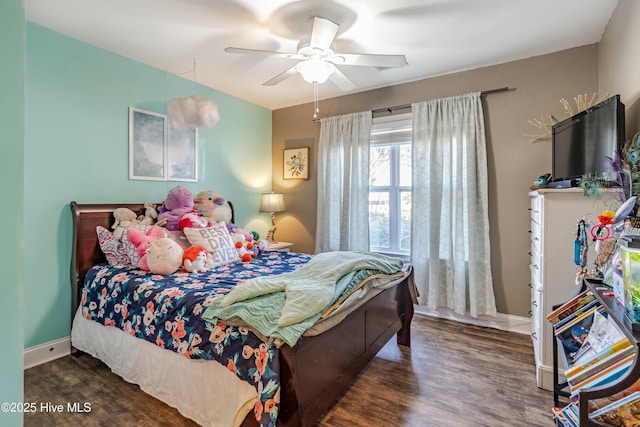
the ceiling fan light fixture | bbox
[296,59,335,84]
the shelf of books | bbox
[548,279,640,426]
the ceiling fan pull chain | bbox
[313,83,319,120]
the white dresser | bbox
[529,188,603,390]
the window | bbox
[369,113,412,255]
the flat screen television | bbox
[551,94,625,182]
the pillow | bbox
[96,226,130,266]
[166,230,191,250]
[183,222,238,266]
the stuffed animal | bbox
[138,202,167,227]
[182,245,208,273]
[530,173,552,191]
[146,237,183,275]
[193,190,232,224]
[231,232,256,262]
[255,239,270,252]
[178,211,211,231]
[126,225,165,271]
[157,186,195,231]
[231,226,254,243]
[112,208,139,241]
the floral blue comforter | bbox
[80,251,312,427]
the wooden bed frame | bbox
[70,201,415,426]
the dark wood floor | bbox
[24,314,554,426]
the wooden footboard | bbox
[241,271,414,427]
[70,201,414,427]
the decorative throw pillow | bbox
[166,230,191,250]
[96,226,130,266]
[183,222,238,266]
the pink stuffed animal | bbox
[157,186,195,231]
[126,226,165,271]
[178,211,211,231]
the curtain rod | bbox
[370,86,511,115]
[311,86,511,122]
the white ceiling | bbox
[25,0,618,110]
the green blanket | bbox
[201,251,404,346]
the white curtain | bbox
[315,111,372,253]
[411,92,496,317]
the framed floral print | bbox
[283,147,309,180]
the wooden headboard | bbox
[69,201,234,325]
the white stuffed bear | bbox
[112,208,138,241]
[146,237,183,275]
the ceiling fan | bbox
[224,16,408,92]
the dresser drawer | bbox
[530,263,543,292]
[530,290,543,364]
[530,220,542,251]
[530,196,543,224]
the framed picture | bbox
[284,147,309,180]
[129,107,198,182]
[129,107,167,181]
[168,127,198,182]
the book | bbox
[552,297,601,331]
[587,377,640,414]
[552,402,579,427]
[570,310,627,365]
[590,391,640,426]
[555,306,605,353]
[547,290,596,325]
[567,344,635,386]
[553,301,603,334]
[570,353,634,396]
[565,337,632,378]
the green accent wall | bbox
[25,24,272,348]
[0,1,25,426]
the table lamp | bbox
[260,192,286,243]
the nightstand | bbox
[264,241,293,252]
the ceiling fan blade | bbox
[263,65,299,86]
[309,17,339,51]
[329,68,356,92]
[225,47,304,60]
[328,53,408,68]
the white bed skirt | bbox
[71,309,257,427]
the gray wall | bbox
[272,45,599,318]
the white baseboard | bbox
[414,305,532,335]
[24,336,71,370]
[537,363,558,392]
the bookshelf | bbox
[552,279,640,426]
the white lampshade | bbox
[260,193,286,213]
[296,59,336,84]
